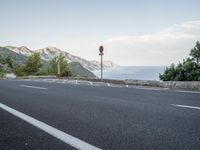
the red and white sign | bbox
[99,45,104,53]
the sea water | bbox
[93,66,166,81]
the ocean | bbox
[93,66,166,81]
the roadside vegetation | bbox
[160,41,200,81]
[0,54,13,78]
[0,53,71,77]
[48,54,71,77]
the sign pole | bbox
[99,45,104,81]
[101,53,103,81]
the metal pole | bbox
[101,54,103,81]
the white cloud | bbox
[103,20,200,66]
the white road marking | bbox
[89,82,93,85]
[52,79,58,82]
[64,80,71,83]
[0,103,101,150]
[126,85,129,88]
[20,85,47,90]
[24,79,32,81]
[43,79,53,82]
[175,90,200,94]
[135,87,161,91]
[171,104,200,110]
[110,85,121,88]
[107,83,110,87]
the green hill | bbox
[0,47,27,64]
[69,62,96,78]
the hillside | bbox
[0,47,27,64]
[4,46,119,71]
[69,62,96,78]
[0,47,96,78]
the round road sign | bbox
[99,45,104,53]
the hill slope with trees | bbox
[0,47,96,78]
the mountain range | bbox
[4,46,119,71]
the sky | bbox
[0,0,200,66]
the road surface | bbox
[0,79,200,150]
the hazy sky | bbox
[1,0,200,66]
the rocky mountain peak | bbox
[5,46,33,56]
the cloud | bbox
[103,20,200,66]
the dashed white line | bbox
[43,79,52,82]
[0,103,101,150]
[171,104,200,110]
[20,85,47,90]
[52,79,58,82]
[135,87,161,91]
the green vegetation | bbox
[0,47,96,78]
[14,64,26,77]
[13,53,44,77]
[48,54,71,77]
[0,53,14,77]
[5,55,13,69]
[0,47,27,65]
[160,41,200,81]
[69,62,96,78]
[0,62,4,78]
[190,41,200,63]
[25,53,42,75]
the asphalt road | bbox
[0,79,200,150]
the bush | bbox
[0,71,4,78]
[34,70,48,76]
[14,64,26,77]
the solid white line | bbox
[20,85,47,90]
[171,104,200,110]
[175,90,200,94]
[0,103,101,150]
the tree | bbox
[0,54,2,64]
[14,64,26,77]
[0,54,5,64]
[159,64,178,81]
[48,54,71,77]
[25,53,42,75]
[5,55,13,69]
[190,41,200,63]
[160,41,200,81]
